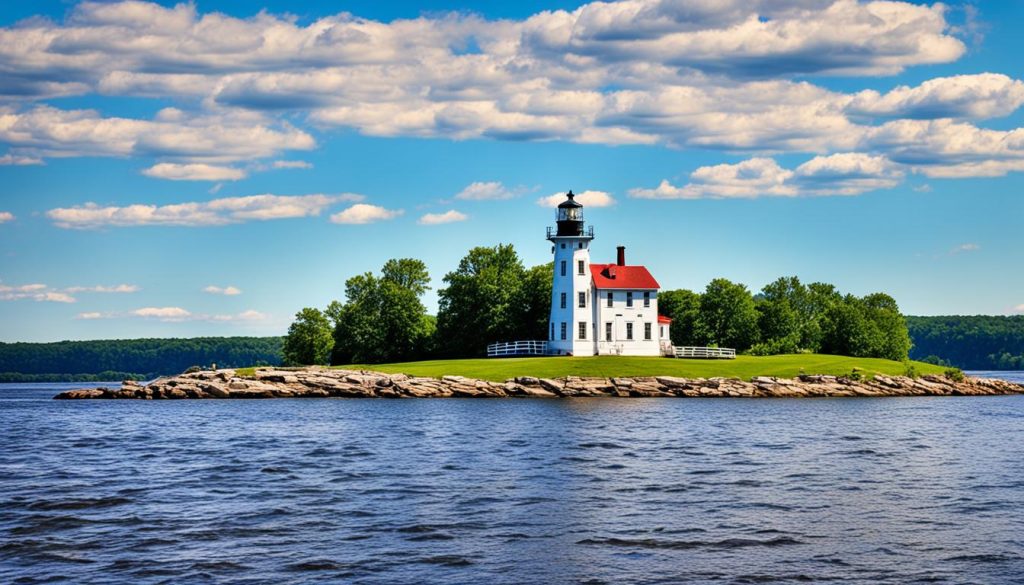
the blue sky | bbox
[1,0,1022,342]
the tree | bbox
[658,289,703,346]
[330,259,433,364]
[861,293,911,361]
[435,244,529,357]
[283,307,334,366]
[820,297,872,358]
[698,278,759,351]
[509,262,554,341]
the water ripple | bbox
[1,384,1022,584]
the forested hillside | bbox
[907,316,1024,370]
[0,337,283,381]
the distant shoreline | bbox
[54,367,1024,400]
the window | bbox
[626,291,634,307]
[578,242,583,249]
[606,292,613,307]
[578,291,586,308]
[605,322,612,342]
[626,322,634,340]
[578,322,587,340]
[560,322,567,340]
[560,292,567,309]
[643,291,651,308]
[577,260,585,275]
[551,322,555,340]
[560,243,566,249]
[644,322,652,340]
[560,261,566,276]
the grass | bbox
[317,354,947,382]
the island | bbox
[54,355,1024,399]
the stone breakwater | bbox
[54,367,1024,400]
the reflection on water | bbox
[1,383,1022,584]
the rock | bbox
[51,366,1024,401]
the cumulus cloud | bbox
[204,285,242,295]
[0,106,314,164]
[0,1,1022,183]
[630,154,903,199]
[330,203,404,224]
[0,211,13,223]
[419,210,468,225]
[537,190,616,208]
[47,193,362,229]
[847,74,1024,120]
[142,163,246,181]
[454,181,523,200]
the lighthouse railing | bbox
[487,340,550,358]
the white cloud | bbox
[47,193,361,229]
[0,1,1021,186]
[951,243,981,255]
[0,154,43,166]
[0,211,13,223]
[132,307,193,321]
[0,106,314,164]
[0,283,76,303]
[847,74,1024,120]
[1014,304,1024,313]
[630,154,902,199]
[63,284,139,293]
[204,285,242,295]
[330,203,404,224]
[271,160,313,169]
[419,210,468,225]
[537,190,616,207]
[78,306,268,322]
[454,181,520,200]
[0,281,140,302]
[142,163,246,181]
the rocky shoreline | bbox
[53,367,1024,400]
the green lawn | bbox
[329,354,946,382]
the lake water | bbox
[2,376,1023,584]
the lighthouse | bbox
[545,191,667,357]
[547,191,595,355]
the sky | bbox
[0,0,1022,342]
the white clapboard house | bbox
[545,191,672,356]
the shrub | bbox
[944,368,965,382]
[903,362,919,379]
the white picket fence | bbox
[486,340,549,357]
[673,346,737,359]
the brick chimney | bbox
[616,246,625,266]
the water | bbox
[2,379,1023,584]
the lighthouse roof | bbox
[590,263,660,290]
[558,190,583,209]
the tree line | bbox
[907,315,1024,370]
[660,276,911,361]
[0,337,283,381]
[283,244,912,365]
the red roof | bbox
[658,315,672,324]
[590,263,660,290]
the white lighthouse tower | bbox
[547,191,595,355]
